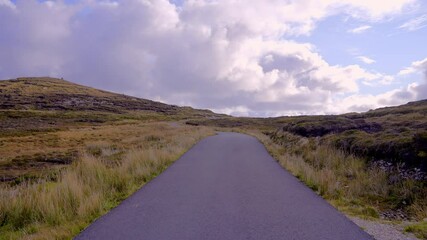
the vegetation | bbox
[0,77,223,183]
[192,100,427,171]
[193,100,427,237]
[0,77,219,116]
[266,130,426,219]
[405,221,427,239]
[1,77,426,239]
[0,77,218,239]
[0,122,214,239]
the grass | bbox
[0,77,222,239]
[0,122,214,239]
[1,77,426,238]
[240,129,427,222]
[195,99,427,172]
[0,117,204,180]
[405,221,427,239]
[0,77,220,119]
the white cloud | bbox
[0,0,15,9]
[330,85,417,113]
[411,57,427,70]
[348,25,372,34]
[399,57,427,75]
[399,14,427,31]
[356,56,376,64]
[396,57,427,100]
[0,0,420,116]
[337,0,416,20]
[211,106,251,117]
[399,67,417,75]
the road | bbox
[75,132,373,240]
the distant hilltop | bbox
[0,77,220,117]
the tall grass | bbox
[245,130,427,221]
[0,123,213,239]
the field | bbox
[0,120,214,239]
[0,78,218,239]
[1,77,426,239]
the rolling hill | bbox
[0,77,222,183]
[0,77,426,239]
[0,77,222,135]
[0,77,217,115]
[187,99,427,172]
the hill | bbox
[0,77,426,239]
[272,100,427,172]
[0,77,221,183]
[0,77,221,136]
[187,100,427,172]
[0,77,217,115]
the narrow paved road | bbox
[75,132,373,240]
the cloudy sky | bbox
[1,0,426,116]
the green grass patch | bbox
[404,221,427,239]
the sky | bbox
[0,0,426,116]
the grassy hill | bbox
[0,77,221,184]
[0,77,219,239]
[185,99,427,238]
[272,100,427,172]
[0,77,218,115]
[1,77,426,238]
[187,100,427,172]
[0,77,221,135]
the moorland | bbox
[0,77,426,239]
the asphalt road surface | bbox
[75,132,373,240]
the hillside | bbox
[0,77,222,136]
[0,77,426,239]
[187,100,427,172]
[0,77,217,115]
[185,100,427,230]
[273,100,427,172]
[0,77,221,183]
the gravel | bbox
[350,217,419,240]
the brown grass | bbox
[0,120,195,181]
[242,129,427,221]
[0,122,214,239]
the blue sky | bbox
[304,14,427,73]
[301,11,427,95]
[1,0,426,116]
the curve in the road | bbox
[75,132,373,240]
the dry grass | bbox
[242,129,427,221]
[0,77,115,97]
[0,120,195,181]
[0,122,214,239]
